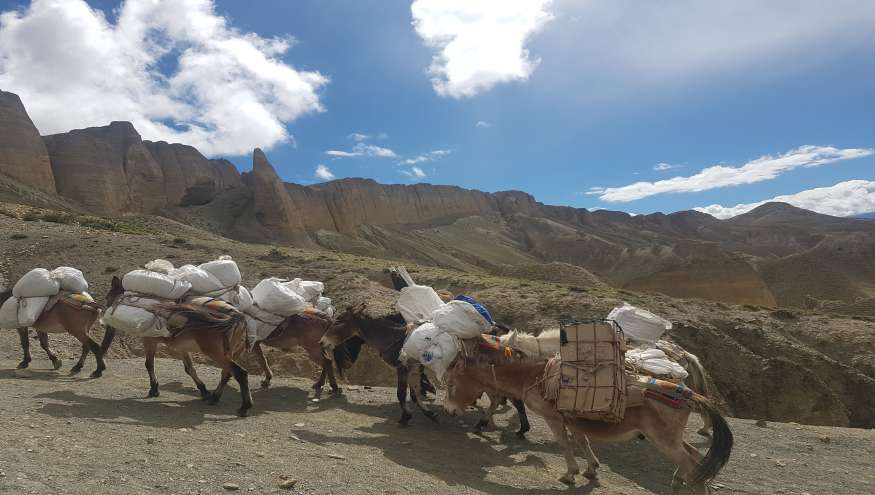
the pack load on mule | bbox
[0,267,93,329]
[101,259,192,337]
[396,267,493,380]
[244,277,334,342]
[607,303,687,380]
[173,255,253,311]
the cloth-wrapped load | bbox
[102,295,168,337]
[607,303,671,344]
[50,266,89,293]
[432,300,492,339]
[123,269,191,300]
[0,295,50,328]
[12,268,60,298]
[251,278,309,316]
[397,285,444,324]
[400,322,460,380]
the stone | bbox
[279,479,297,489]
[222,482,240,491]
[0,91,56,192]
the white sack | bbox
[220,285,253,312]
[0,297,21,328]
[251,278,309,316]
[13,268,60,298]
[122,270,191,300]
[608,303,672,344]
[284,278,324,303]
[198,256,242,288]
[102,297,168,337]
[316,296,334,317]
[144,259,175,274]
[401,322,459,380]
[245,315,277,342]
[50,267,88,293]
[626,348,688,379]
[432,300,492,339]
[397,285,445,324]
[18,296,49,327]
[244,303,286,342]
[173,265,223,294]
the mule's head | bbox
[320,304,366,359]
[106,275,124,306]
[443,363,484,417]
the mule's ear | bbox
[111,276,122,289]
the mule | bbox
[250,312,363,397]
[106,276,253,416]
[1,289,110,377]
[444,354,732,494]
[499,328,719,436]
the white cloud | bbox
[0,0,327,156]
[411,0,553,98]
[593,145,873,203]
[654,163,679,171]
[325,142,398,159]
[475,120,492,128]
[401,166,428,179]
[314,164,335,181]
[347,132,369,142]
[398,149,452,166]
[695,180,875,219]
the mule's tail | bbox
[100,326,116,354]
[689,394,733,485]
[332,336,364,378]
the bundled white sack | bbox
[173,265,223,294]
[316,296,335,317]
[251,278,309,316]
[13,268,60,298]
[400,322,459,380]
[284,278,324,303]
[432,300,492,339]
[607,303,672,344]
[397,285,445,324]
[144,259,175,274]
[123,270,191,300]
[220,285,253,312]
[102,297,168,337]
[1,296,51,328]
[244,303,287,341]
[50,267,88,293]
[199,255,241,288]
[626,348,688,379]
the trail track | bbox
[0,339,873,495]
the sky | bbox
[0,0,874,218]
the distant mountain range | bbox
[854,212,875,220]
[2,89,874,308]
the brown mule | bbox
[106,276,253,416]
[320,304,438,426]
[251,312,363,397]
[444,355,733,494]
[1,289,110,377]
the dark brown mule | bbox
[445,353,733,493]
[250,312,363,397]
[106,276,253,416]
[319,304,438,426]
[1,289,110,377]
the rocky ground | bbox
[0,338,873,495]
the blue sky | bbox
[1,0,874,217]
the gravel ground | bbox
[0,334,873,495]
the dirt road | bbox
[0,334,873,495]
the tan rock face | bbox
[0,90,56,192]
[251,148,312,245]
[144,141,241,207]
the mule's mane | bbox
[499,328,560,359]
[0,288,12,305]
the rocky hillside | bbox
[2,90,875,309]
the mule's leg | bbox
[16,328,32,369]
[35,332,63,370]
[645,429,705,494]
[396,366,413,426]
[544,418,580,485]
[71,332,105,378]
[69,342,89,375]
[251,343,273,389]
[228,360,253,417]
[208,370,232,404]
[476,393,502,431]
[326,359,342,393]
[511,399,531,437]
[566,425,600,480]
[182,353,209,399]
[312,361,328,398]
[144,339,160,397]
[407,366,438,422]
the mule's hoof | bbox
[207,394,221,405]
[559,474,576,486]
[583,470,598,481]
[90,369,104,378]
[148,388,160,398]
[197,385,210,399]
[16,361,30,370]
[424,411,439,423]
[399,413,413,427]
[52,359,63,370]
[69,365,83,375]
[260,379,271,389]
[237,407,250,417]
[516,430,528,439]
[330,386,343,395]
